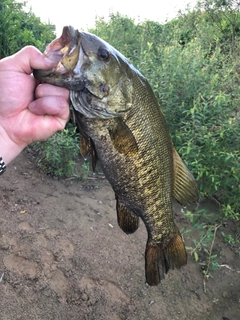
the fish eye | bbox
[98,48,110,61]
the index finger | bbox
[35,83,70,100]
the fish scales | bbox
[33,26,199,286]
[75,78,175,238]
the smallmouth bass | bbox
[34,26,199,286]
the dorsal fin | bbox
[173,147,199,206]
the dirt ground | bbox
[0,148,239,320]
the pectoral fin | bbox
[91,144,98,173]
[116,197,139,234]
[109,119,138,156]
[79,133,90,159]
[173,147,199,206]
[79,134,97,173]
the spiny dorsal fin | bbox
[173,147,199,206]
[109,119,138,156]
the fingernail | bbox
[44,56,57,67]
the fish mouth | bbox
[33,26,85,91]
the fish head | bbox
[34,26,134,118]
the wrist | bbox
[0,127,27,165]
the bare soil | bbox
[0,149,239,320]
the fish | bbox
[34,26,199,286]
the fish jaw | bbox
[33,26,85,91]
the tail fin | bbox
[145,230,187,286]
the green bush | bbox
[32,123,80,178]
[153,41,240,218]
[0,0,55,58]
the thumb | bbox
[12,46,56,74]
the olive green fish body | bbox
[34,26,199,285]
[74,74,185,284]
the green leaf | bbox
[194,251,199,262]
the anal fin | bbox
[145,229,187,286]
[116,198,139,234]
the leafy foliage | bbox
[181,205,240,289]
[156,41,240,216]
[181,208,221,281]
[0,0,55,58]
[195,0,240,55]
[32,123,81,178]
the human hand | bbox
[0,46,70,165]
